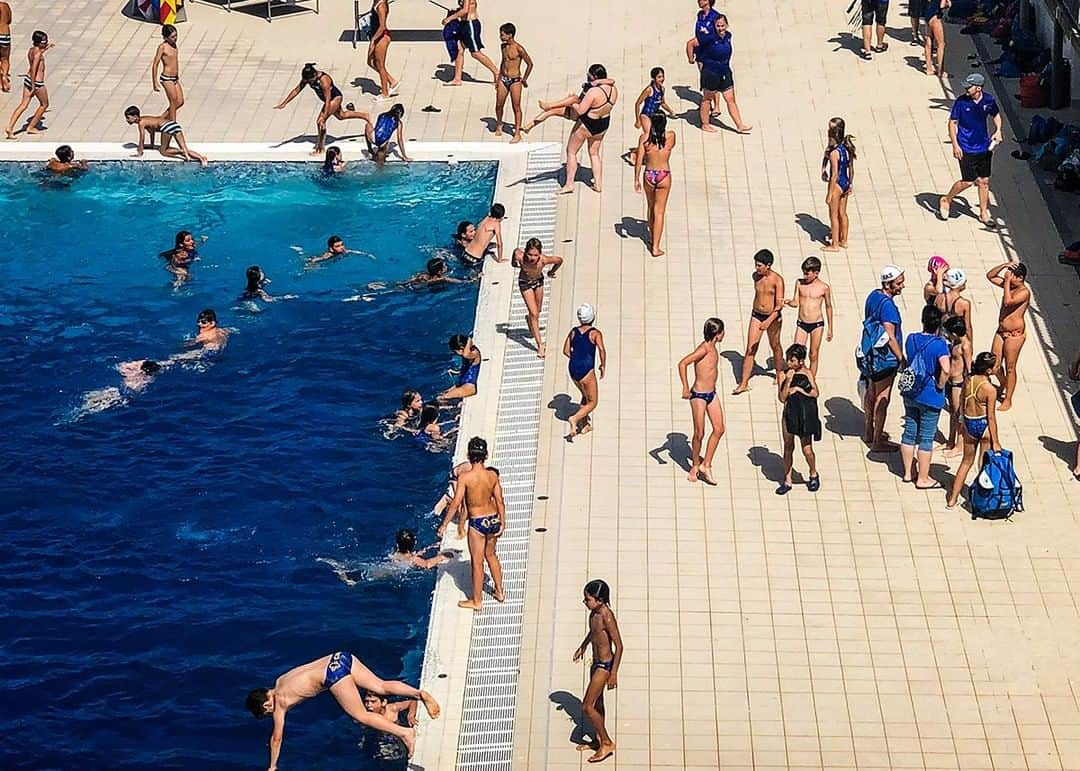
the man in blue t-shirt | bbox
[862,264,907,453]
[940,72,1003,227]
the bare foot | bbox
[458,599,482,611]
[578,742,600,752]
[587,743,615,763]
[838,241,849,248]
[494,126,503,137]
[199,157,209,168]
[566,417,578,438]
[26,126,45,134]
[731,384,749,395]
[445,80,463,86]
[420,691,441,719]
[999,399,1012,411]
[737,125,753,134]
[688,465,700,483]
[702,124,718,133]
[699,466,717,485]
[651,248,665,257]
[537,342,546,358]
[579,422,593,435]
[558,185,574,195]
[938,196,950,221]
[309,148,322,156]
[402,727,416,757]
[538,99,552,110]
[510,133,522,144]
[493,588,505,602]
[822,245,841,252]
[5,130,16,140]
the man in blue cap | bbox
[939,72,1003,227]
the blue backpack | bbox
[969,449,1023,519]
[856,294,899,379]
[898,335,936,398]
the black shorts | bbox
[959,150,993,181]
[869,366,898,383]
[907,0,928,17]
[700,67,733,93]
[862,0,889,25]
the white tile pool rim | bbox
[0,140,561,770]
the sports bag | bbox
[968,448,1023,519]
[898,335,937,397]
[855,293,899,378]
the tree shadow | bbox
[548,393,578,421]
[748,445,787,484]
[794,212,830,245]
[614,217,649,247]
[823,396,865,439]
[349,76,382,96]
[550,690,590,746]
[649,431,692,472]
[1038,433,1077,470]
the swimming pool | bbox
[0,160,497,770]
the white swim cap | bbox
[576,303,595,324]
[880,264,904,283]
[945,268,967,288]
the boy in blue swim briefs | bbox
[677,317,726,485]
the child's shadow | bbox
[824,396,865,439]
[549,690,590,747]
[349,76,381,96]
[614,217,649,247]
[649,431,692,472]
[434,64,483,84]
[748,445,788,484]
[794,212,830,244]
[721,349,769,383]
[548,393,578,421]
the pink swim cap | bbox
[927,255,949,274]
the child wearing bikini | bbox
[942,315,972,455]
[783,256,833,376]
[677,317,726,485]
[495,23,533,143]
[946,352,1001,509]
[572,579,623,764]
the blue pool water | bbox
[0,161,496,770]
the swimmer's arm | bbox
[562,331,572,359]
[567,89,597,117]
[824,284,834,340]
[594,329,607,378]
[520,45,534,86]
[134,123,147,156]
[404,699,418,727]
[151,44,162,90]
[762,275,785,327]
[633,87,648,125]
[803,370,820,399]
[438,474,468,537]
[442,4,467,23]
[306,251,334,266]
[686,37,699,64]
[883,321,904,364]
[661,96,676,117]
[274,82,303,110]
[493,475,506,531]
[783,281,799,307]
[267,709,286,771]
[605,612,624,686]
[985,262,1009,286]
[545,254,563,278]
[676,347,704,398]
[633,134,645,191]
[493,220,504,263]
[985,384,1001,452]
[395,122,411,162]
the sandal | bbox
[859,49,873,60]
[807,476,821,493]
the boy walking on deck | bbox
[677,317,726,485]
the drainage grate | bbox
[454,147,560,770]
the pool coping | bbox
[0,140,557,768]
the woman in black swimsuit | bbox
[559,64,618,195]
[274,63,369,154]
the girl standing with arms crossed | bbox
[573,579,623,764]
[776,344,822,494]
[821,117,856,252]
[634,113,677,257]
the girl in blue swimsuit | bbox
[821,116,857,252]
[627,67,674,164]
[562,303,607,440]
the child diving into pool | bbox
[364,102,410,167]
[124,105,208,167]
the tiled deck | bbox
[7,1,1080,769]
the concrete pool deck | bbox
[8,1,1080,770]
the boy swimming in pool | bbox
[306,235,369,267]
[45,145,87,173]
[245,653,440,765]
[462,203,506,264]
[188,308,228,352]
[390,528,455,569]
[364,103,410,167]
[124,105,208,167]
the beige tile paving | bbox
[8,0,1080,769]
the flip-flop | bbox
[807,476,821,492]
[775,483,793,496]
[859,50,873,60]
[915,481,943,490]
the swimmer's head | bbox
[467,436,488,463]
[124,105,142,124]
[328,235,345,253]
[926,255,949,276]
[55,145,74,163]
[648,113,668,145]
[489,203,505,220]
[921,304,943,334]
[1010,262,1028,281]
[698,0,716,9]
[703,317,724,342]
[785,343,807,367]
[419,403,439,428]
[455,220,474,241]
[32,30,48,47]
[401,389,421,411]
[245,689,273,718]
[246,265,266,292]
[141,360,162,375]
[650,66,665,83]
[523,237,542,257]
[577,303,596,325]
[395,528,417,554]
[943,315,967,341]
[197,308,217,328]
[587,63,607,82]
[324,146,342,169]
[972,351,997,375]
[161,23,177,42]
[427,257,447,276]
[448,334,469,353]
[753,248,775,271]
[583,578,611,607]
[175,230,194,250]
[301,62,318,82]
[828,116,847,147]
[499,22,516,40]
[362,691,388,712]
[801,256,822,275]
[388,103,405,120]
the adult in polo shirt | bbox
[863,265,907,453]
[686,0,721,118]
[939,73,1002,227]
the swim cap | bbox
[926,255,949,274]
[880,264,904,283]
[944,268,967,288]
[576,303,595,324]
